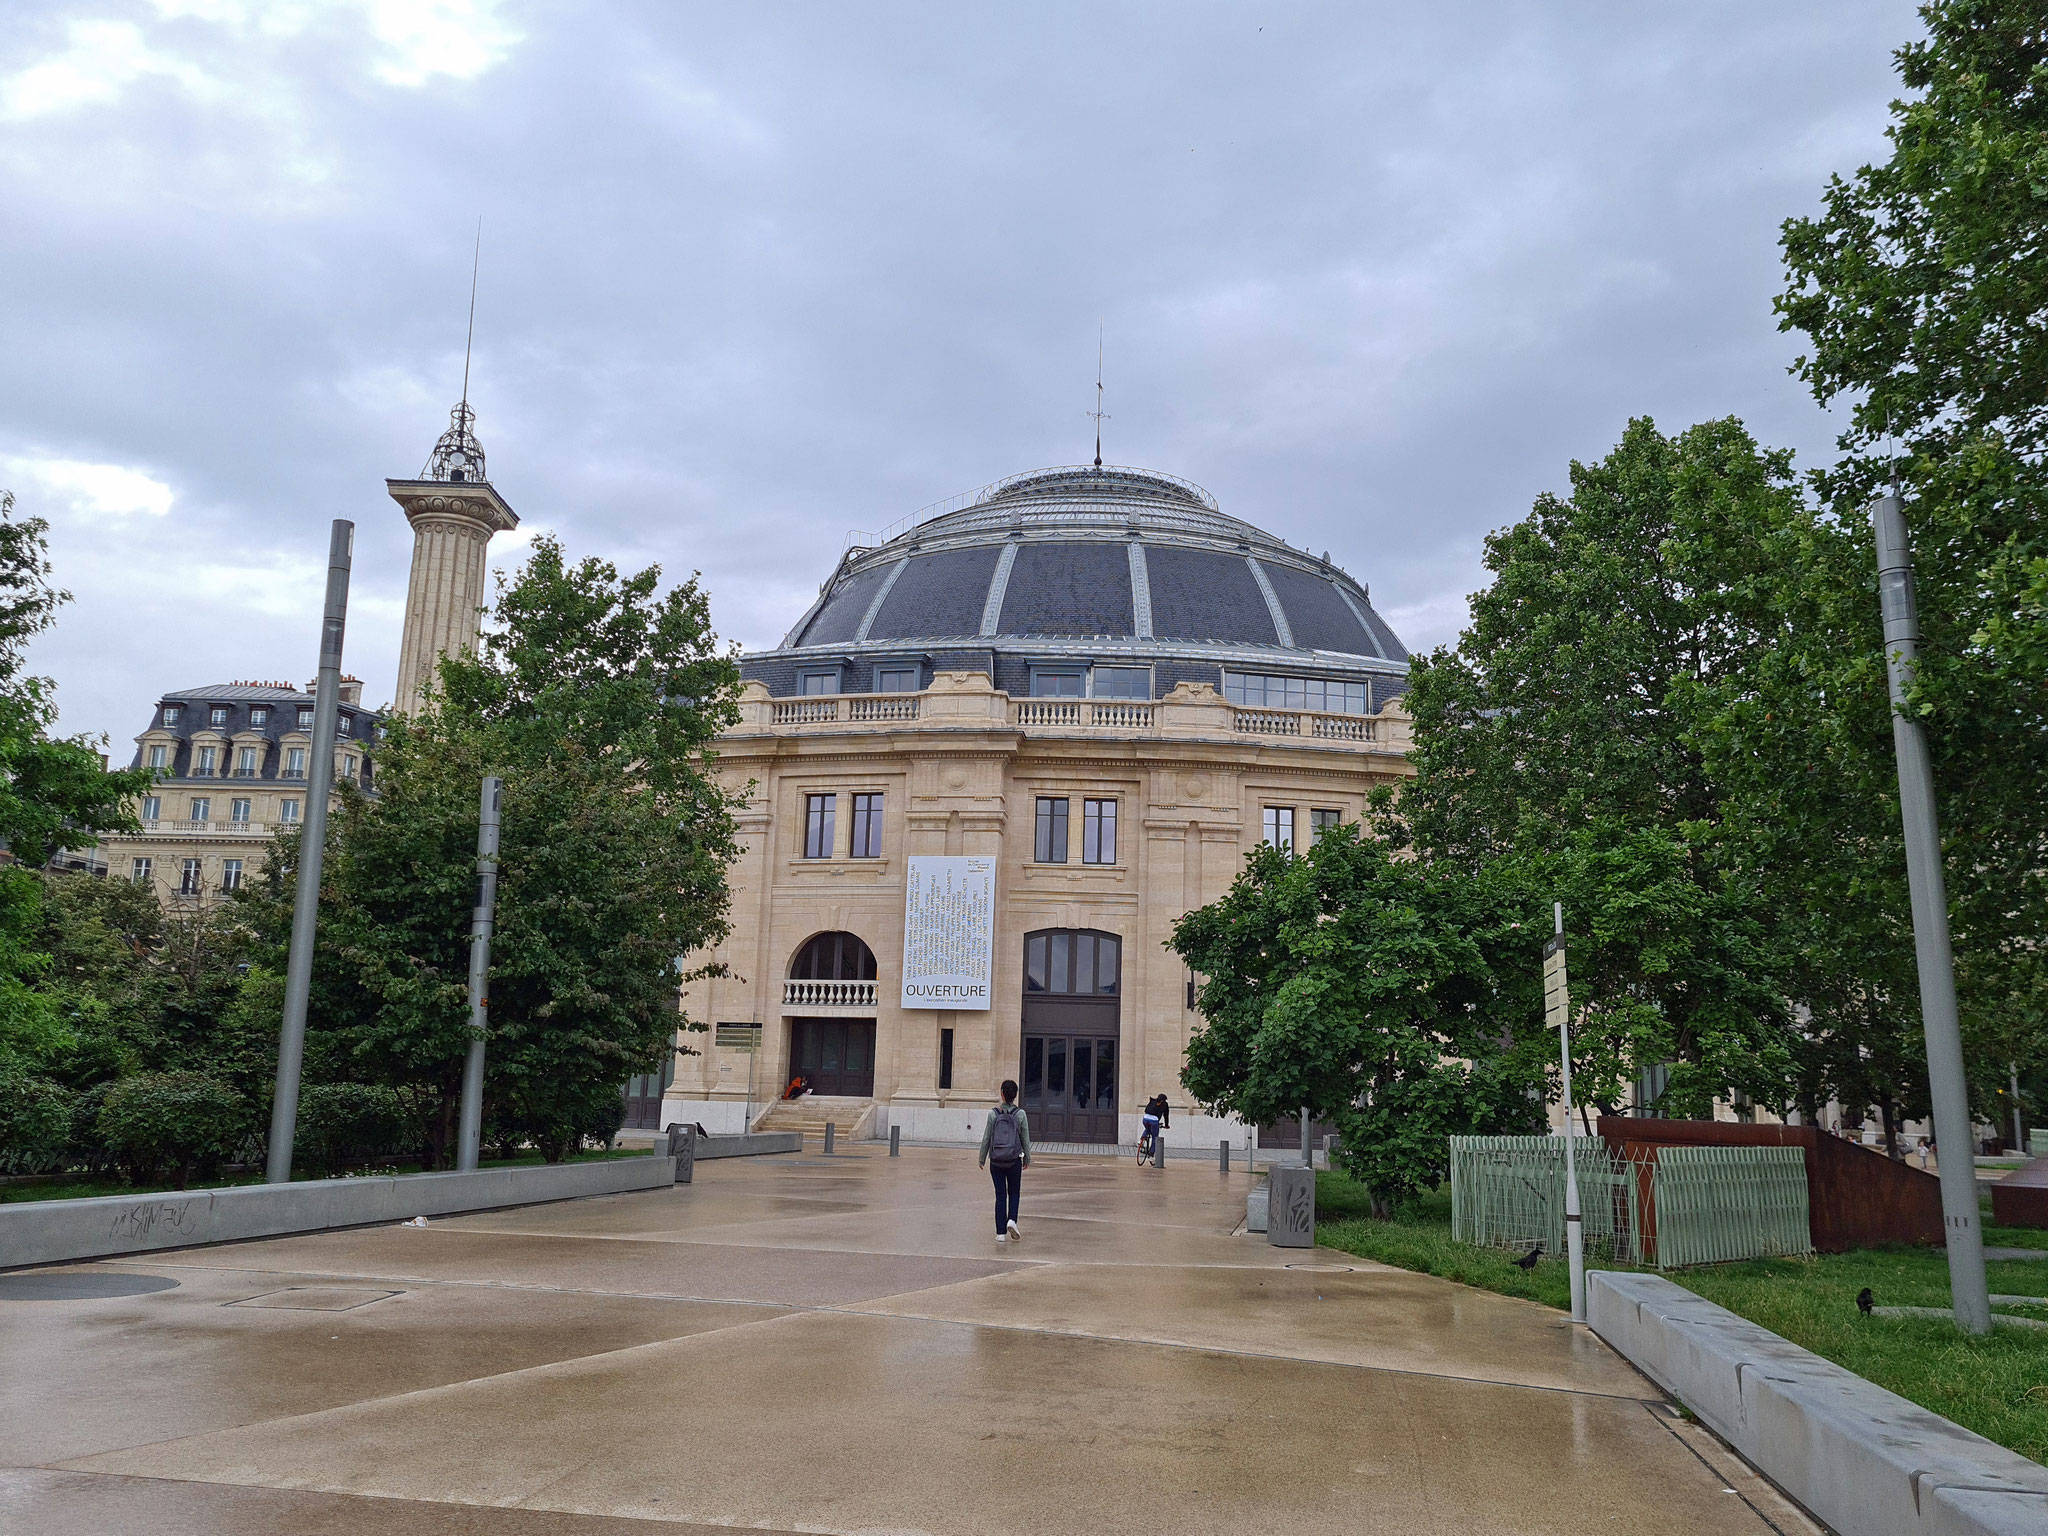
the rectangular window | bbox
[1034,796,1069,863]
[803,793,836,858]
[249,706,268,726]
[230,798,252,824]
[342,754,359,778]
[210,706,230,727]
[189,797,211,823]
[297,707,314,729]
[1082,798,1117,864]
[1262,805,1294,852]
[161,704,182,726]
[131,857,151,883]
[875,666,919,693]
[337,713,352,737]
[801,671,839,696]
[1031,671,1084,698]
[1091,666,1150,700]
[196,746,217,776]
[284,747,306,779]
[146,744,167,770]
[221,859,243,892]
[1309,808,1343,844]
[1224,672,1370,715]
[179,858,201,895]
[140,795,161,821]
[235,746,259,776]
[850,792,883,857]
[938,1027,954,1091]
[279,798,300,824]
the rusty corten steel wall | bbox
[1991,1154,2048,1230]
[1597,1117,1943,1253]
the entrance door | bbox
[789,1018,876,1097]
[1021,1031,1118,1143]
[622,1056,675,1129]
[1020,928,1122,1144]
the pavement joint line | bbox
[1639,1400,1807,1536]
[85,1255,1651,1406]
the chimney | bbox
[338,675,363,706]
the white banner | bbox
[901,855,996,1010]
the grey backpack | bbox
[989,1106,1023,1167]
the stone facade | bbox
[99,680,381,910]
[670,670,1413,1146]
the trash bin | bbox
[1266,1164,1314,1248]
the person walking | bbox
[979,1079,1031,1243]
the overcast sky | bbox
[2,0,1920,752]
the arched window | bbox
[789,931,878,982]
[1023,929,1120,996]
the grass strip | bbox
[1315,1172,2048,1464]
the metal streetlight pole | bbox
[267,520,353,1184]
[1544,901,1585,1324]
[1871,494,1991,1334]
[455,775,503,1172]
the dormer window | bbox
[161,704,181,727]
[210,706,230,727]
[146,745,168,771]
[195,746,218,776]
[1091,666,1151,700]
[1029,669,1084,698]
[249,706,269,726]
[800,670,840,696]
[875,665,921,693]
[297,707,314,729]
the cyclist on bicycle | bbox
[1138,1094,1170,1162]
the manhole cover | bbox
[228,1287,403,1312]
[0,1272,180,1300]
[1283,1263,1358,1273]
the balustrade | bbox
[782,977,879,1008]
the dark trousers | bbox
[990,1160,1022,1232]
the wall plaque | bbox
[901,855,995,1010]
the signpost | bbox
[717,1022,763,1132]
[1544,903,1586,1325]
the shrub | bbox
[97,1071,246,1189]
[295,1082,409,1177]
[0,1066,72,1172]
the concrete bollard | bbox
[1154,1134,1167,1169]
[823,1122,836,1155]
[1219,1139,1230,1173]
[889,1124,901,1157]
[1266,1164,1315,1248]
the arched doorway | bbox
[1020,929,1120,1143]
[787,931,878,1097]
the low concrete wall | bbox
[695,1132,800,1159]
[1589,1271,2048,1536]
[0,1155,677,1271]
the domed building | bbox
[655,463,1415,1149]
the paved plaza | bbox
[3,1149,1818,1534]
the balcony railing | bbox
[782,977,879,1009]
[1234,708,1377,742]
[144,819,270,836]
[848,695,919,722]
[772,694,922,726]
[1012,700,1155,729]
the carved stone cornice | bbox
[384,478,519,535]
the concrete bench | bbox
[1589,1270,2048,1536]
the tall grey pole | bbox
[1545,903,1585,1323]
[266,520,353,1184]
[1871,494,1991,1334]
[455,775,503,1172]
[2012,1065,2025,1155]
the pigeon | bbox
[1515,1244,1543,1271]
[1857,1287,1873,1316]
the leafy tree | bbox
[1173,827,1545,1218]
[279,537,743,1165]
[96,1070,246,1188]
[1771,0,2048,1119]
[1391,419,1800,1117]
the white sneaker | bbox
[996,1232,1007,1243]
[1007,1219,1021,1240]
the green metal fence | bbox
[1649,1146,1812,1268]
[1449,1135,1643,1265]
[1450,1135,1813,1269]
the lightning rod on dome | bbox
[1088,329,1110,469]
[461,217,481,421]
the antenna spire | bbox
[460,217,481,415]
[1087,330,1109,469]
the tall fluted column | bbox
[386,479,518,714]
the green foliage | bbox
[1173,827,1544,1217]
[0,1061,72,1169]
[294,1082,409,1176]
[95,1070,246,1189]
[270,535,743,1167]
[1775,0,2048,1114]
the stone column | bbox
[386,479,518,714]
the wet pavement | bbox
[1,1147,1820,1534]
